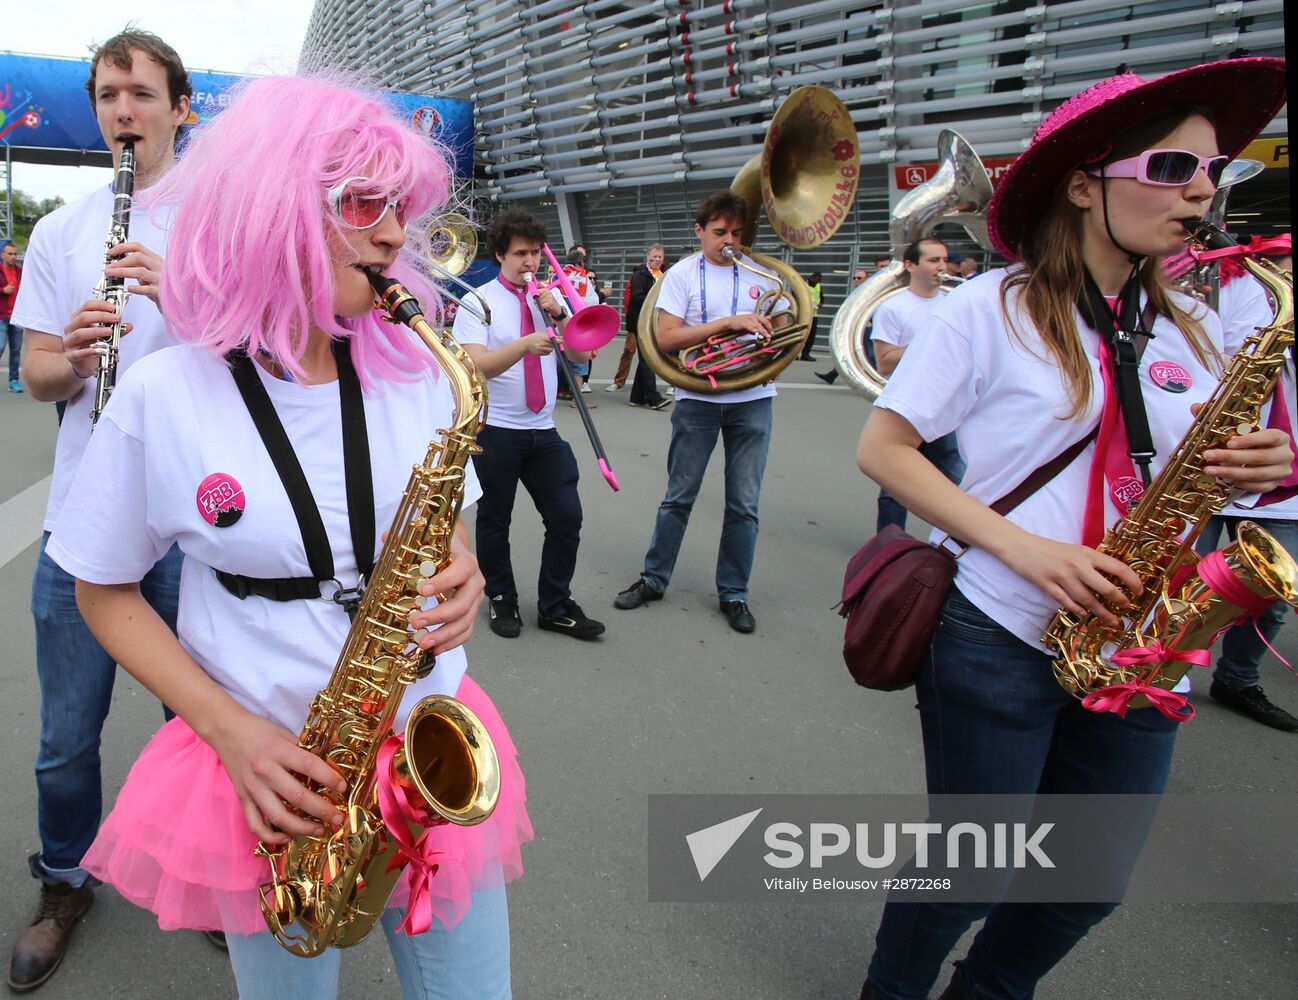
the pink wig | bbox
[151,75,453,387]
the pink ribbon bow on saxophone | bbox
[1081,642,1210,722]
[376,737,446,936]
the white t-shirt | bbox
[878,267,1225,652]
[12,184,175,531]
[656,251,782,405]
[453,277,559,431]
[870,286,942,348]
[46,344,481,735]
[1217,274,1272,356]
[1217,275,1297,521]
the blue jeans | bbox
[474,425,582,619]
[0,317,20,381]
[30,533,182,885]
[866,589,1180,1000]
[227,884,511,999]
[641,397,773,601]
[1194,515,1297,689]
[877,433,966,534]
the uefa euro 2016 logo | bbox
[411,106,442,139]
[0,84,44,144]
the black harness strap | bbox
[216,340,374,617]
[1080,272,1160,487]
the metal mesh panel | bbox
[302,0,1289,314]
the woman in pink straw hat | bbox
[43,75,531,998]
[854,58,1292,999]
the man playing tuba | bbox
[613,192,784,634]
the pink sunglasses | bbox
[1088,148,1228,187]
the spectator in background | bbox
[557,244,599,401]
[799,271,822,361]
[959,256,980,279]
[816,262,878,385]
[944,252,966,280]
[624,245,673,411]
[1,240,22,392]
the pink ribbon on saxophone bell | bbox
[375,736,445,936]
[1081,642,1210,722]
[1198,550,1296,677]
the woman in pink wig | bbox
[45,76,530,998]
[855,59,1290,999]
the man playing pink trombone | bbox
[452,209,607,641]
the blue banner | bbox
[0,54,474,177]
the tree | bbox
[4,190,65,250]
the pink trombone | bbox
[524,259,622,491]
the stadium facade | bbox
[301,0,1288,328]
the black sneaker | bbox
[649,396,673,411]
[815,370,837,385]
[538,599,606,640]
[488,595,522,639]
[720,599,756,633]
[614,579,663,609]
[1209,680,1298,732]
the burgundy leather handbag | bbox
[838,431,1097,690]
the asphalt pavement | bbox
[1,358,1294,999]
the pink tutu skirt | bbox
[82,675,532,935]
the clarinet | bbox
[89,141,136,427]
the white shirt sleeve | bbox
[655,263,692,321]
[875,308,982,443]
[9,215,68,337]
[45,383,170,583]
[452,289,491,347]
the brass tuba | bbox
[828,130,993,400]
[637,85,859,393]
[424,213,492,327]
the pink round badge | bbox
[197,473,245,528]
[1110,475,1145,515]
[748,285,761,300]
[1149,360,1192,393]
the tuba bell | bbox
[637,85,859,393]
[829,130,993,400]
[424,213,492,327]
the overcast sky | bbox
[7,1,316,203]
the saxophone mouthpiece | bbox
[364,265,395,294]
[1187,219,1237,252]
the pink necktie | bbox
[499,276,546,413]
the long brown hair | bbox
[1000,109,1219,419]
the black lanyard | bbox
[217,340,374,618]
[1079,271,1159,487]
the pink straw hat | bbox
[987,58,1286,261]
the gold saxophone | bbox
[1046,221,1298,709]
[257,269,499,957]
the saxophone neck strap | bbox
[217,341,375,617]
[1080,270,1158,487]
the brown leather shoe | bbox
[7,882,94,992]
